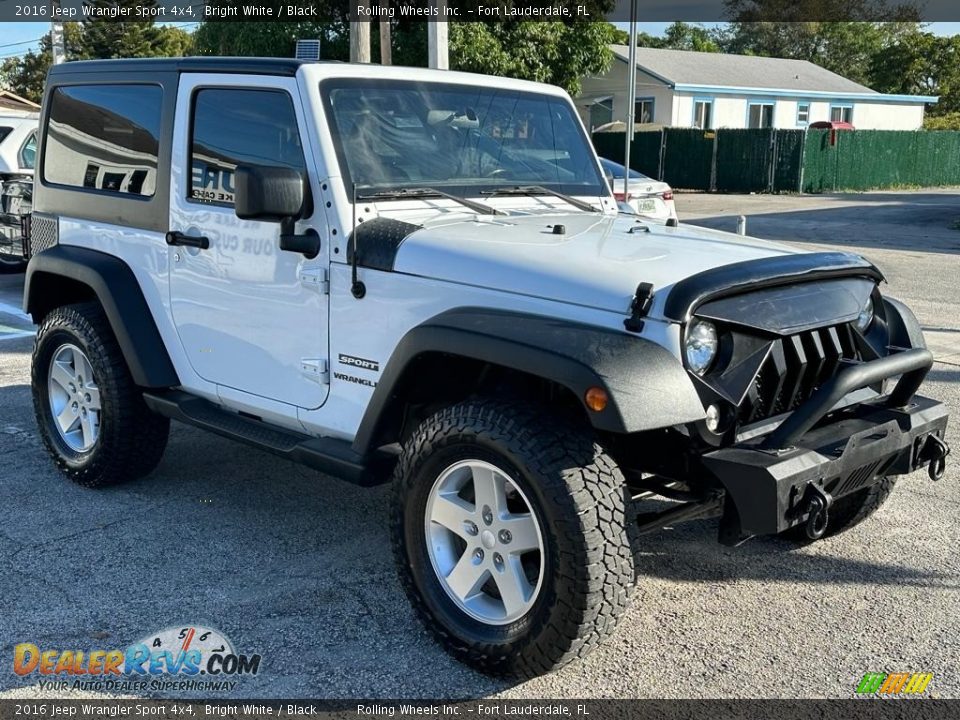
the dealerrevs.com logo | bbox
[13,625,262,693]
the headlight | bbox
[685,320,718,375]
[856,296,874,332]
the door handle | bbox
[166,231,209,249]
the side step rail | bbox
[142,390,381,485]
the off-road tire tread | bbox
[391,399,634,678]
[32,302,169,488]
[823,476,897,536]
[786,476,897,543]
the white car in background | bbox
[0,115,37,271]
[600,157,677,222]
[0,115,37,177]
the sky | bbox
[4,21,960,62]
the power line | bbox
[0,37,45,50]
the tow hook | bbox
[920,434,950,481]
[804,484,834,540]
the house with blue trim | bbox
[577,46,938,132]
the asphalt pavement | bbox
[1,190,959,699]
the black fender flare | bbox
[882,296,926,350]
[24,245,179,388]
[352,308,704,455]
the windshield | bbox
[599,157,647,180]
[322,79,606,198]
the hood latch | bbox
[624,282,654,333]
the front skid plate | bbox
[702,395,949,537]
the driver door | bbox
[168,74,329,410]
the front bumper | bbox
[701,348,949,544]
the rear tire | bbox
[32,302,170,488]
[391,399,635,678]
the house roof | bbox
[0,90,41,114]
[609,46,938,103]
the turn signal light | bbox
[661,190,674,201]
[584,387,609,412]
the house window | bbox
[589,97,613,130]
[693,99,712,129]
[748,102,775,129]
[831,104,853,123]
[635,98,654,124]
[797,102,810,125]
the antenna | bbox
[350,184,365,299]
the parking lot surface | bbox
[1,189,959,699]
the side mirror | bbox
[234,165,309,222]
[234,164,320,258]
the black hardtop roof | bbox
[48,57,335,77]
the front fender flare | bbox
[352,308,704,455]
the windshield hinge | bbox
[300,358,329,385]
[624,282,654,333]
[299,267,329,294]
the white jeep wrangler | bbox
[26,58,949,677]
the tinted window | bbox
[323,79,605,197]
[43,84,162,196]
[0,127,12,144]
[190,88,305,207]
[20,133,37,169]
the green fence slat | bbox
[662,128,714,190]
[595,128,960,195]
[592,130,663,179]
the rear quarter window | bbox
[42,84,162,197]
[0,127,12,144]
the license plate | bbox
[637,199,657,213]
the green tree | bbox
[870,31,960,113]
[81,0,193,59]
[194,18,620,97]
[719,0,922,85]
[610,22,721,52]
[0,23,84,103]
[447,22,619,96]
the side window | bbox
[20,133,37,170]
[42,84,162,196]
[189,88,305,207]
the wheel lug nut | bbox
[481,506,493,525]
[473,548,484,562]
[464,521,478,536]
[498,529,512,544]
[84,393,91,403]
[81,408,87,418]
[493,552,504,570]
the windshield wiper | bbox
[481,186,600,214]
[357,187,502,216]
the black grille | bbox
[739,324,860,425]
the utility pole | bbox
[50,0,66,66]
[379,0,391,65]
[623,0,638,198]
[428,0,448,69]
[350,2,371,64]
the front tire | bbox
[32,302,170,488]
[391,400,635,677]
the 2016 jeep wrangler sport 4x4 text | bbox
[25,58,950,678]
